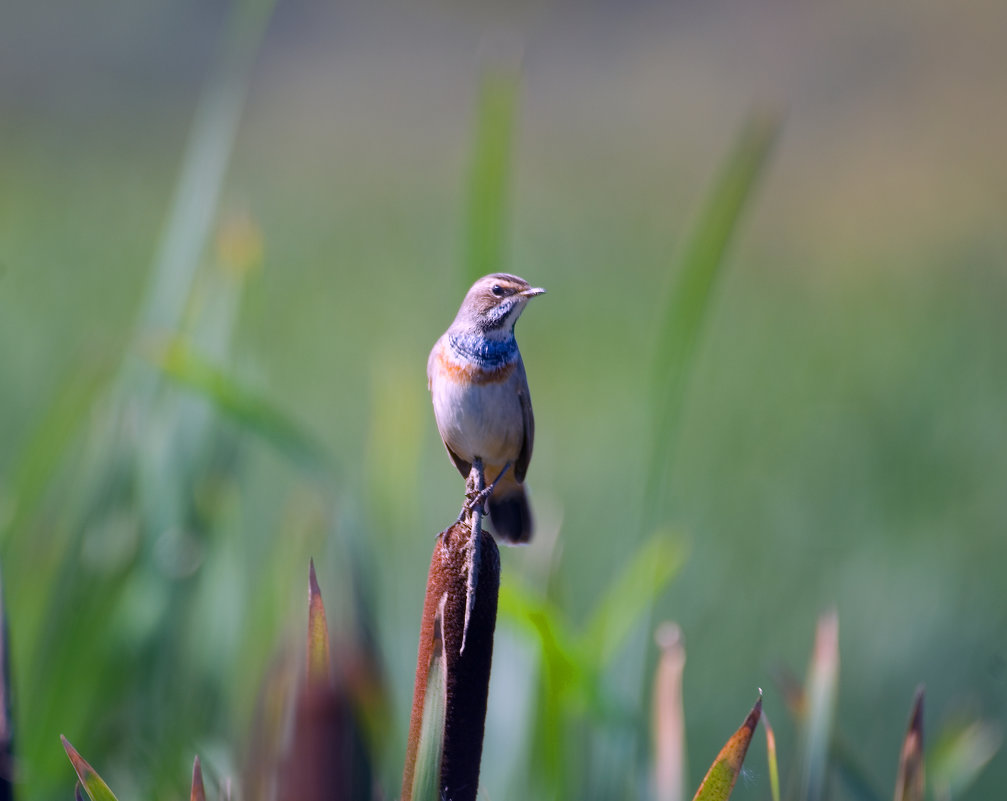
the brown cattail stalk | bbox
[402,513,500,801]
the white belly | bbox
[431,366,524,466]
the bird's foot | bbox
[463,462,511,515]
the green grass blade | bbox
[646,110,780,526]
[464,69,521,284]
[930,718,1002,801]
[692,693,763,801]
[0,565,11,798]
[893,686,925,801]
[583,533,686,666]
[0,363,110,547]
[832,739,887,801]
[497,582,588,703]
[799,609,840,801]
[61,736,119,801]
[133,0,277,341]
[762,711,781,801]
[653,623,687,801]
[771,668,884,801]
[146,338,336,480]
[498,581,589,798]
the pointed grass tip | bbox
[745,689,764,732]
[307,558,331,684]
[190,755,206,801]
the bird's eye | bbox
[491,284,505,297]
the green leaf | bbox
[646,110,780,526]
[145,338,335,480]
[464,69,521,284]
[411,600,448,801]
[692,693,763,801]
[583,532,686,665]
[61,736,119,801]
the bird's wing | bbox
[445,445,472,479]
[515,358,535,483]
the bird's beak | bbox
[521,287,546,298]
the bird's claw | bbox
[457,461,512,523]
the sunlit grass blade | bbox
[146,338,335,479]
[646,110,781,525]
[307,559,331,686]
[464,68,521,284]
[12,3,280,797]
[498,581,585,797]
[930,718,1002,801]
[409,599,448,801]
[771,666,882,801]
[583,533,686,665]
[763,711,780,801]
[0,363,110,546]
[61,736,119,801]
[190,756,207,801]
[0,565,12,797]
[653,623,687,801]
[893,686,925,801]
[133,0,278,341]
[501,553,682,798]
[799,609,839,801]
[497,582,589,705]
[692,692,763,801]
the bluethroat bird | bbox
[428,273,545,543]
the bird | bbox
[428,273,545,543]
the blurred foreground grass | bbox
[1,2,1007,798]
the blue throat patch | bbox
[448,331,518,368]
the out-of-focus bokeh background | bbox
[2,0,1005,798]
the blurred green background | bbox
[1,0,1005,799]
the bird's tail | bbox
[488,483,533,544]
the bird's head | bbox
[453,273,546,337]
